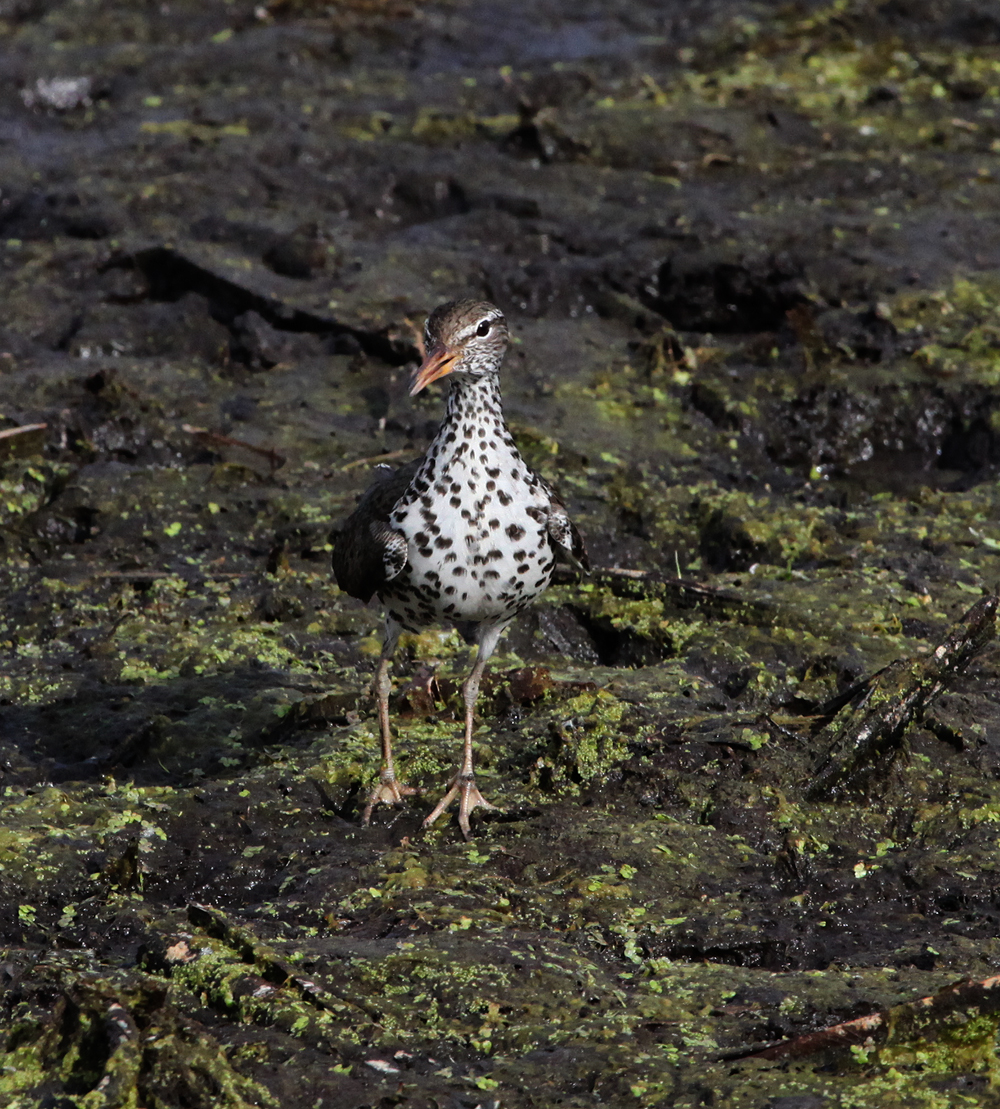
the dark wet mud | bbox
[5,0,1000,1105]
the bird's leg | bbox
[423,623,506,838]
[362,623,418,824]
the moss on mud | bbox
[5,0,1000,1105]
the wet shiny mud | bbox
[4,0,1000,1106]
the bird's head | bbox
[409,300,509,396]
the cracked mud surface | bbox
[5,1,1000,1106]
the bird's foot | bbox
[422,773,498,840]
[361,769,420,825]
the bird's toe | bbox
[423,773,498,839]
[362,770,420,824]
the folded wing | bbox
[331,459,421,602]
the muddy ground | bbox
[4,0,1000,1105]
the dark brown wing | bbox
[537,475,589,572]
[331,458,422,601]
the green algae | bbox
[0,460,69,529]
[0,951,276,1109]
[8,422,1000,1104]
[898,275,1000,387]
[5,0,1000,1106]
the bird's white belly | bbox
[390,449,554,624]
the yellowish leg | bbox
[362,625,418,824]
[423,622,505,839]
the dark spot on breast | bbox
[453,566,466,576]
[434,536,453,549]
[487,467,500,479]
[506,524,526,541]
[450,496,461,508]
[498,491,512,506]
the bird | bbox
[332,298,588,838]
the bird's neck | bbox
[417,367,525,487]
[444,371,504,424]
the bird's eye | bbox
[476,320,492,337]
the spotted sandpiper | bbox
[332,299,588,837]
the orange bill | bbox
[409,344,457,395]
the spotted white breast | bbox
[384,374,556,630]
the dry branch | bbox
[808,594,998,801]
[743,973,1000,1062]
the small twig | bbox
[186,903,383,1021]
[738,974,1000,1062]
[400,316,426,359]
[551,565,776,625]
[0,422,48,457]
[182,424,286,471]
[0,422,47,441]
[339,448,414,472]
[94,570,250,581]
